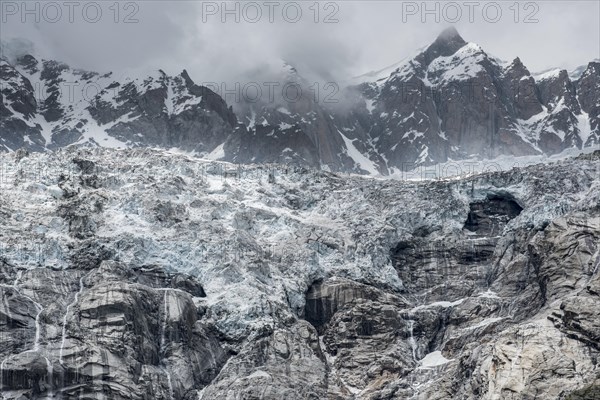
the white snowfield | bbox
[418,351,453,369]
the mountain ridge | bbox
[1,29,599,174]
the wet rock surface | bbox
[0,148,599,399]
[0,260,227,399]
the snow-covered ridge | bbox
[427,42,487,84]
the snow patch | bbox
[411,298,466,312]
[246,370,271,379]
[277,107,292,116]
[419,351,452,369]
[338,131,379,175]
[206,143,226,161]
[533,68,561,81]
[427,43,485,84]
[365,99,376,114]
[577,111,592,144]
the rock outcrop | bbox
[0,148,599,399]
[0,260,228,399]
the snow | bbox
[400,112,415,124]
[533,68,562,81]
[415,146,430,164]
[76,110,129,149]
[418,351,452,369]
[402,129,424,142]
[427,43,485,84]
[577,111,592,145]
[277,107,292,116]
[391,146,600,181]
[365,99,376,114]
[478,289,500,299]
[102,112,140,130]
[206,143,226,161]
[32,114,55,145]
[514,106,549,146]
[246,110,257,130]
[338,131,379,175]
[173,95,203,114]
[411,298,466,312]
[47,185,64,199]
[246,370,271,379]
[570,60,599,80]
[165,81,175,115]
[352,55,411,83]
[465,317,505,330]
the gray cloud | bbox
[1,1,598,85]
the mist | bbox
[1,1,598,86]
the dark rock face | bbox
[306,212,600,399]
[566,385,600,400]
[87,70,241,153]
[535,70,583,153]
[198,320,327,400]
[342,31,599,167]
[328,30,600,172]
[0,59,46,152]
[227,63,385,174]
[0,56,241,155]
[502,58,543,121]
[464,195,523,235]
[304,279,403,333]
[0,260,227,399]
[577,62,600,147]
[304,279,415,398]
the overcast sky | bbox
[2,1,599,84]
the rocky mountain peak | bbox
[506,57,530,77]
[422,26,468,63]
[436,26,465,44]
[179,69,196,88]
[558,68,571,81]
[15,54,39,74]
[582,61,600,78]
